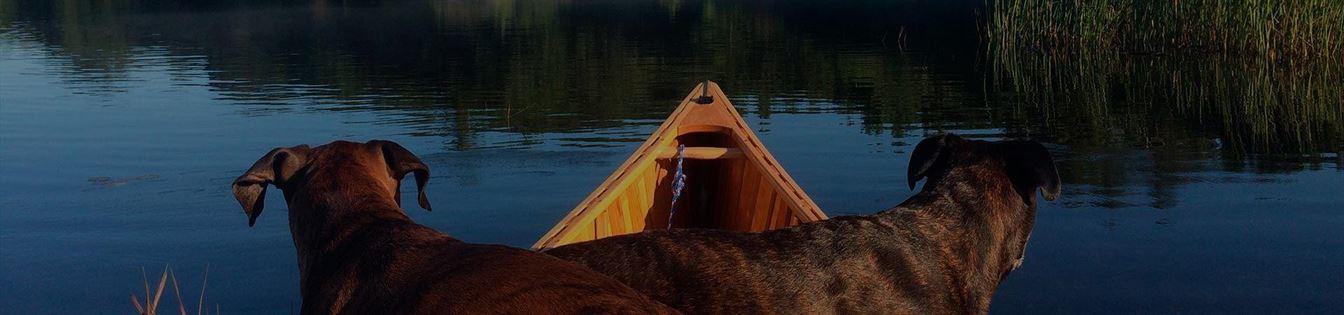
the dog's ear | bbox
[998,140,1061,203]
[908,134,960,190]
[233,145,311,227]
[370,140,432,211]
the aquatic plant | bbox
[987,0,1344,155]
[130,265,215,315]
[991,44,1343,155]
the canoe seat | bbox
[657,147,743,160]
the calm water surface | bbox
[1,1,1341,313]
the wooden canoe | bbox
[533,81,827,250]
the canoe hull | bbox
[533,82,826,250]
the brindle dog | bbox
[545,134,1060,314]
[232,140,677,314]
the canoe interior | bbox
[545,130,807,247]
[533,82,826,250]
[663,130,804,230]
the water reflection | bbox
[4,0,1339,202]
[1,0,1341,312]
[10,1,1334,149]
[4,0,983,137]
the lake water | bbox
[1,0,1340,313]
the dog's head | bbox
[907,133,1060,205]
[231,140,432,226]
[907,134,1060,275]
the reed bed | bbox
[993,48,1343,155]
[987,0,1344,61]
[987,0,1344,155]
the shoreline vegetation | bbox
[987,0,1342,60]
[986,0,1343,155]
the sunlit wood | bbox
[655,147,743,160]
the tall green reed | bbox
[987,0,1344,155]
[987,0,1343,61]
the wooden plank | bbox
[616,194,633,234]
[733,158,752,226]
[763,197,778,229]
[734,165,761,230]
[628,173,646,211]
[750,182,775,231]
[714,158,734,228]
[651,160,671,229]
[770,195,791,229]
[628,173,650,231]
[562,222,594,245]
[595,212,610,238]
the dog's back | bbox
[546,134,1061,314]
[303,218,676,314]
[547,202,964,314]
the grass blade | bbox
[151,266,169,314]
[198,264,210,315]
[142,267,151,312]
[170,268,188,315]
[131,293,145,314]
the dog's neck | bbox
[879,166,1036,306]
[279,177,442,292]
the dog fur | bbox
[232,140,677,314]
[545,134,1060,314]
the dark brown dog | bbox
[232,140,677,314]
[545,134,1060,314]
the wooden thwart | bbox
[657,147,743,160]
